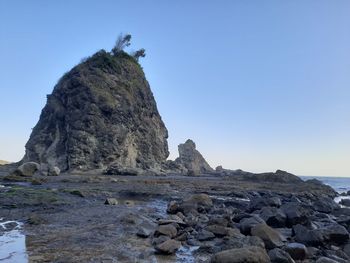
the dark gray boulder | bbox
[260,207,287,228]
[210,246,270,263]
[285,243,307,260]
[251,223,286,249]
[268,248,295,263]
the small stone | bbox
[167,200,179,214]
[104,198,118,205]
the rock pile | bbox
[143,192,350,262]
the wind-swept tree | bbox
[132,48,146,61]
[111,34,132,55]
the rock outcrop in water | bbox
[22,49,169,172]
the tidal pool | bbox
[0,219,28,263]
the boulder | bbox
[268,248,295,263]
[313,197,339,213]
[293,224,323,246]
[321,223,349,244]
[155,239,181,254]
[280,202,310,226]
[196,229,215,241]
[174,139,213,175]
[210,246,270,263]
[285,243,307,260]
[251,223,285,249]
[260,207,287,228]
[13,162,40,177]
[250,196,282,211]
[184,193,213,208]
[179,194,213,215]
[48,166,60,176]
[205,225,239,237]
[104,164,140,176]
[155,224,177,238]
[340,199,350,207]
[167,200,179,214]
[239,215,265,234]
[136,220,156,238]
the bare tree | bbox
[111,34,131,55]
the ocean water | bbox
[301,176,350,194]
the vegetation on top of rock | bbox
[111,33,146,61]
[23,35,168,172]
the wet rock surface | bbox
[0,167,346,262]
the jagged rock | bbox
[210,246,270,263]
[22,50,169,172]
[174,139,213,175]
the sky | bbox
[0,1,349,176]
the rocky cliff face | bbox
[23,50,169,172]
[174,139,214,175]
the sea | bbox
[301,176,350,194]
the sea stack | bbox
[175,139,214,175]
[23,49,169,172]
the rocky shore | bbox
[1,164,349,262]
[1,37,349,262]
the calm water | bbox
[301,176,350,194]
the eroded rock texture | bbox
[175,139,213,175]
[23,51,169,171]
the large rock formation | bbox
[174,139,214,175]
[23,50,169,172]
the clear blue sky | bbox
[1,1,349,176]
